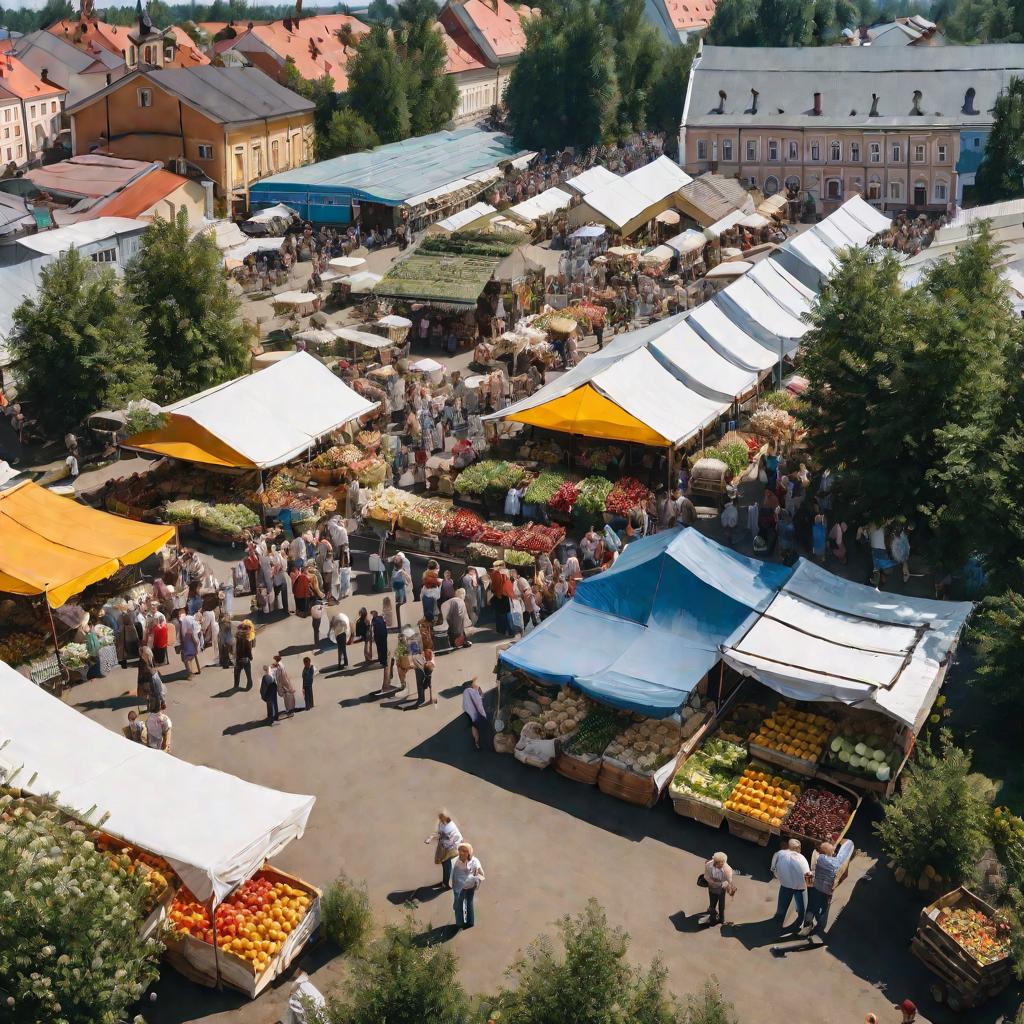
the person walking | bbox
[150,611,169,666]
[451,842,485,929]
[703,851,735,926]
[123,710,145,743]
[354,608,372,661]
[391,555,410,628]
[371,609,388,666]
[271,546,290,613]
[301,657,316,709]
[145,704,172,751]
[259,664,279,725]
[462,677,487,750]
[176,609,201,678]
[218,613,234,669]
[310,599,325,647]
[273,654,296,717]
[136,645,156,710]
[801,838,854,941]
[771,838,810,930]
[411,649,435,708]
[329,611,351,668]
[424,811,462,888]
[234,619,254,689]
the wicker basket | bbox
[598,761,660,808]
[723,808,776,846]
[670,791,726,829]
[748,740,820,778]
[555,751,602,785]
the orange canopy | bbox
[503,383,671,446]
[0,481,174,607]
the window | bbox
[721,139,733,161]
[165,47,174,62]
[889,181,902,200]
[768,140,779,162]
[935,180,948,202]
[825,178,842,199]
[787,140,798,160]
[3,128,8,140]
[197,143,213,160]
[3,148,8,162]
[867,177,882,200]
[51,101,57,113]
[891,143,901,162]
[850,143,860,162]
[810,141,820,161]
[251,144,263,178]
[27,104,34,118]
[16,144,22,158]
[745,139,757,161]
[914,144,926,162]
[869,142,881,163]
[90,247,117,264]
[271,139,279,171]
[785,174,800,193]
[763,174,779,196]
[2,108,8,122]
[144,45,155,64]
[937,144,947,162]
[138,88,152,108]
[830,140,841,161]
[233,146,244,184]
[973,136,981,148]
[696,139,708,160]
[14,124,19,137]
[914,180,927,205]
[129,46,136,65]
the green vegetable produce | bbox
[574,476,613,514]
[524,469,575,505]
[562,707,622,756]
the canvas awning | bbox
[656,209,681,225]
[126,352,376,469]
[720,560,973,731]
[757,193,789,217]
[247,203,296,223]
[740,212,772,230]
[650,319,759,402]
[0,481,173,607]
[0,662,314,904]
[704,261,751,280]
[665,229,707,255]
[334,326,390,349]
[687,301,779,373]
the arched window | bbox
[830,140,841,162]
[763,175,779,197]
[914,180,927,205]
[963,87,977,114]
[825,178,842,199]
[867,176,882,200]
[784,174,800,193]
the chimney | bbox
[717,89,726,114]
[869,93,879,116]
[105,72,111,85]
[750,88,758,114]
[812,91,822,115]
[912,89,922,115]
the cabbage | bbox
[839,750,851,763]
[830,737,843,753]
[873,749,886,761]
[854,743,867,756]
[876,765,891,781]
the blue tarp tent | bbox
[499,529,792,718]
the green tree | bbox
[314,917,470,1024]
[0,789,162,1024]
[281,60,339,138]
[976,77,1024,203]
[971,591,1024,713]
[366,0,397,19]
[681,979,739,1024]
[346,23,411,143]
[319,874,373,954]
[601,0,667,133]
[124,211,248,403]
[319,107,379,158]
[493,899,681,1024]
[875,731,991,884]
[707,0,766,43]
[7,249,153,432]
[647,38,697,156]
[505,0,618,151]
[396,0,458,135]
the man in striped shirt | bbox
[802,838,854,941]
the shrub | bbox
[759,390,799,412]
[682,977,739,1024]
[320,874,373,954]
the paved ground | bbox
[69,538,1017,1024]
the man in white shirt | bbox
[326,515,349,566]
[771,838,810,929]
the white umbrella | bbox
[329,256,367,270]
[377,314,413,329]
[293,328,336,347]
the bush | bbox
[874,730,990,885]
[682,977,738,1024]
[759,390,800,412]
[320,874,373,954]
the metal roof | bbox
[687,43,1024,129]
[250,127,529,206]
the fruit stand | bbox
[911,887,1013,1011]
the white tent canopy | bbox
[687,300,779,373]
[721,560,972,731]
[623,156,692,202]
[0,663,315,904]
[718,274,810,343]
[564,165,620,196]
[840,194,891,237]
[160,352,376,468]
[508,187,572,223]
[649,319,760,401]
[334,325,390,349]
[746,259,815,320]
[430,201,496,234]
[247,203,296,223]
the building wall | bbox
[451,66,501,123]
[142,178,207,225]
[0,100,27,166]
[683,126,959,212]
[23,93,63,160]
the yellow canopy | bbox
[504,384,670,446]
[0,481,175,607]
[125,414,255,469]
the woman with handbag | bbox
[703,852,736,926]
[451,842,485,929]
[424,811,462,889]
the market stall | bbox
[0,662,319,997]
[271,290,321,317]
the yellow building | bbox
[65,65,314,216]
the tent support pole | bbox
[716,661,724,712]
[208,896,222,990]
[258,469,266,527]
[44,598,67,699]
[666,445,673,490]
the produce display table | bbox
[911,887,1012,1011]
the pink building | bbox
[680,44,1024,215]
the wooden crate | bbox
[918,888,1012,982]
[671,791,726,829]
[780,778,861,861]
[555,751,602,785]
[163,865,321,999]
[748,740,820,778]
[597,760,660,809]
[723,808,776,846]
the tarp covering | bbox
[430,201,496,234]
[247,203,296,223]
[746,258,816,320]
[0,481,174,607]
[721,560,973,730]
[127,352,376,469]
[0,662,315,904]
[500,529,790,716]
[687,300,783,373]
[507,187,572,223]
[564,165,620,196]
[717,274,810,344]
[650,319,760,401]
[665,228,707,254]
[840,194,890,236]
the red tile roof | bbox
[93,168,191,219]
[27,154,156,199]
[0,55,66,100]
[165,26,211,67]
[48,17,131,58]
[226,14,369,91]
[441,21,487,73]
[447,0,532,61]
[662,0,718,31]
